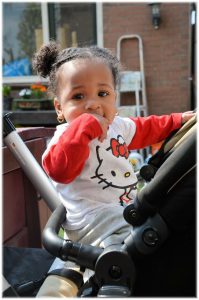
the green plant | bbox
[3,85,11,97]
[19,84,47,99]
[31,84,47,99]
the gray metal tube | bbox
[4,131,60,212]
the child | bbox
[33,42,195,296]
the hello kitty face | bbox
[91,135,138,206]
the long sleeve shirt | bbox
[42,113,182,230]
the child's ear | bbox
[54,97,61,110]
[54,98,64,123]
[54,97,62,114]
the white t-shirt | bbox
[45,116,137,230]
[43,112,182,230]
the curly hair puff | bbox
[32,41,120,98]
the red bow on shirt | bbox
[111,138,129,159]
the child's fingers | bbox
[98,125,108,142]
[182,111,196,124]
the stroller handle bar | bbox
[124,129,196,226]
[42,204,136,292]
[3,113,60,212]
[42,204,103,270]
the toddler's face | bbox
[54,58,117,124]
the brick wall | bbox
[103,3,192,115]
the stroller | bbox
[3,113,196,297]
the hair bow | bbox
[110,137,129,159]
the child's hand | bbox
[182,111,196,124]
[91,113,111,142]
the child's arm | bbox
[42,114,102,184]
[128,113,183,150]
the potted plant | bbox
[3,85,13,111]
[14,84,53,110]
[31,84,47,99]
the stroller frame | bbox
[3,113,196,297]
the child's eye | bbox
[98,91,109,97]
[72,93,84,100]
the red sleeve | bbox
[128,113,182,150]
[42,114,102,184]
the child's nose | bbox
[85,99,101,111]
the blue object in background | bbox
[3,58,31,76]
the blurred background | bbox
[2,2,196,127]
